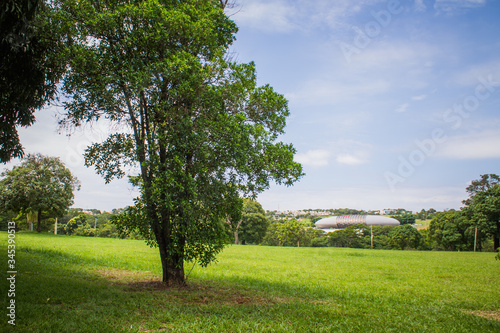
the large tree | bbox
[388,224,422,250]
[462,174,500,206]
[55,0,303,285]
[467,184,500,251]
[428,210,474,251]
[0,0,65,162]
[0,154,80,232]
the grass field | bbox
[1,232,499,332]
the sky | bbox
[4,0,500,213]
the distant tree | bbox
[428,211,473,251]
[392,214,416,225]
[0,210,17,231]
[262,219,316,247]
[463,174,500,206]
[311,235,328,247]
[333,208,366,216]
[370,225,394,249]
[466,184,500,251]
[262,223,282,246]
[327,224,369,248]
[0,154,79,232]
[277,219,313,247]
[388,224,422,250]
[237,199,269,245]
[65,214,88,235]
[0,0,65,162]
[310,216,324,223]
[416,209,427,220]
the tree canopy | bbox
[53,0,303,285]
[388,224,422,250]
[230,199,269,245]
[467,183,500,251]
[0,153,80,232]
[0,0,65,162]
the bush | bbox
[311,237,328,247]
[73,223,95,237]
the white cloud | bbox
[436,130,500,159]
[412,94,427,101]
[232,0,298,33]
[336,154,367,166]
[233,0,391,33]
[396,103,409,113]
[288,78,391,106]
[295,149,331,167]
[346,41,438,70]
[453,60,500,87]
[434,0,487,13]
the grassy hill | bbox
[1,232,499,332]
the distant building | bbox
[315,215,400,233]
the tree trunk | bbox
[234,230,239,245]
[155,226,185,286]
[159,246,185,285]
[234,220,242,245]
[37,208,42,233]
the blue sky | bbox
[6,0,500,213]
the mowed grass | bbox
[1,232,499,332]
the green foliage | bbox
[64,214,87,235]
[262,219,322,247]
[416,208,437,220]
[467,183,500,250]
[388,224,422,250]
[327,224,369,248]
[392,214,416,225]
[237,199,269,245]
[73,223,95,237]
[463,174,500,206]
[310,236,329,247]
[0,0,66,162]
[0,153,79,232]
[428,210,474,251]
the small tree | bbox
[327,224,369,248]
[0,154,79,232]
[64,214,87,235]
[388,224,422,250]
[236,199,269,245]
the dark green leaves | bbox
[0,153,79,220]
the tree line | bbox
[1,157,498,253]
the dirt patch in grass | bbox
[469,310,500,321]
[126,280,285,306]
[94,267,158,282]
[93,267,291,306]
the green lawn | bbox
[1,232,499,332]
